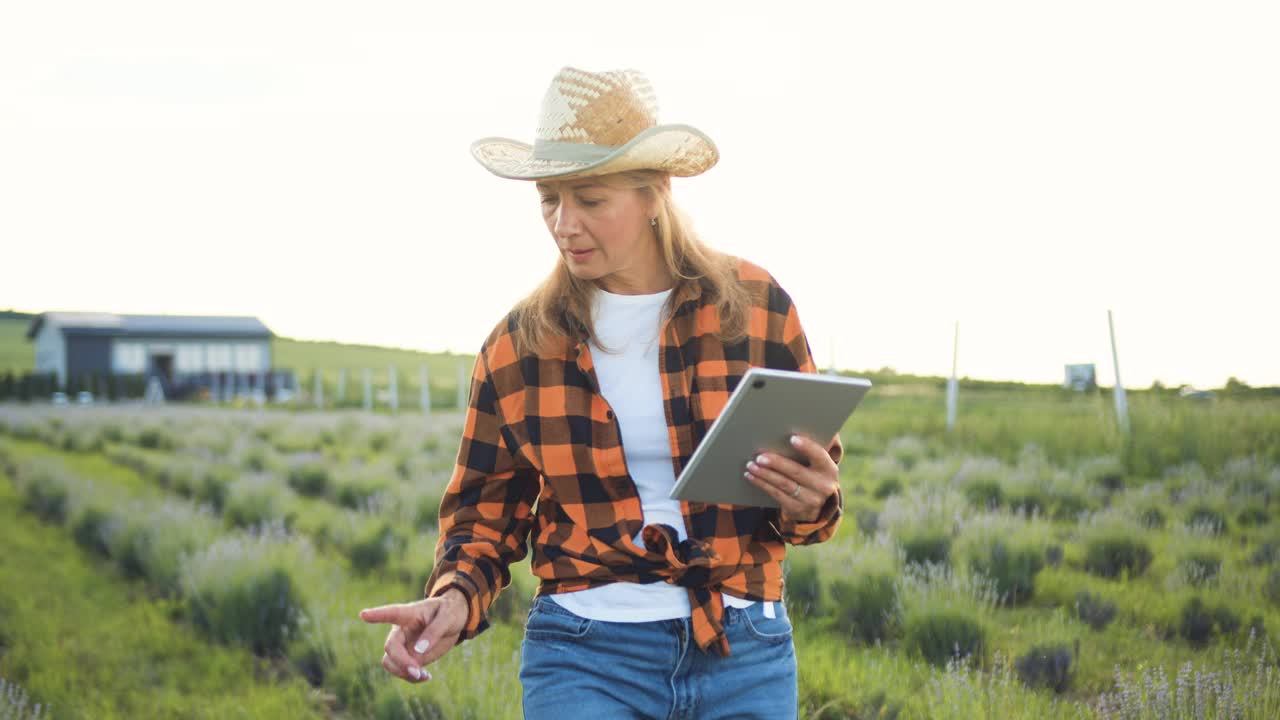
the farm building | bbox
[1063,363,1097,392]
[25,312,284,400]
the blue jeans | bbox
[519,594,798,720]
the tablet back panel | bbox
[669,368,871,508]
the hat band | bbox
[532,139,619,164]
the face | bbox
[536,177,664,293]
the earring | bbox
[649,217,658,229]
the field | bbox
[1,384,1279,719]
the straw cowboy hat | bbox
[470,66,719,181]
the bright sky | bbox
[2,1,1276,389]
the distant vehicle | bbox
[76,391,94,405]
[1179,386,1215,400]
[51,391,69,405]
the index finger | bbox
[359,603,415,626]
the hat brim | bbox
[470,124,719,181]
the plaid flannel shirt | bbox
[424,257,844,657]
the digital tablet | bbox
[669,367,872,508]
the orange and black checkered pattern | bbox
[424,257,844,658]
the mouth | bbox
[565,248,594,261]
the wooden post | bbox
[946,321,959,431]
[1108,310,1129,434]
[388,365,399,413]
[313,370,324,409]
[363,368,372,411]
[337,368,347,406]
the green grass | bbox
[0,464,326,720]
[0,316,31,375]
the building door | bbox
[150,354,174,385]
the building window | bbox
[113,342,146,373]
[207,344,232,372]
[176,343,205,373]
[234,343,263,371]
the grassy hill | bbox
[0,313,33,374]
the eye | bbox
[579,199,601,207]
[539,196,557,205]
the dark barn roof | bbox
[26,312,273,340]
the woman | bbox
[360,67,844,719]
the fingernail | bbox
[414,639,430,654]
[423,671,433,681]
[408,666,421,680]
[746,461,758,472]
[756,454,769,465]
[790,435,802,446]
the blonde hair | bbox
[512,169,751,357]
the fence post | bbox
[337,368,347,406]
[314,370,324,409]
[388,365,399,413]
[1108,310,1129,434]
[363,368,372,411]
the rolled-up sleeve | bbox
[764,277,845,545]
[424,350,540,642]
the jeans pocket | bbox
[741,602,793,645]
[524,597,594,642]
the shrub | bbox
[288,463,331,498]
[969,539,1043,605]
[829,572,900,644]
[904,607,986,667]
[958,514,1049,605]
[1186,504,1228,535]
[22,477,69,524]
[1253,539,1280,566]
[0,676,48,720]
[951,458,1007,509]
[413,489,446,530]
[784,556,823,616]
[108,500,221,595]
[1138,506,1167,529]
[72,506,115,556]
[899,530,951,567]
[1238,505,1270,527]
[1178,551,1222,586]
[962,480,1004,510]
[855,508,880,536]
[1050,488,1091,522]
[224,473,296,530]
[1266,569,1280,606]
[1082,529,1153,579]
[1080,456,1125,492]
[886,436,926,470]
[1179,596,1241,648]
[1015,643,1073,693]
[1075,591,1117,630]
[347,523,398,573]
[1045,544,1064,567]
[181,529,309,656]
[137,426,176,450]
[874,476,903,499]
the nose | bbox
[552,197,582,241]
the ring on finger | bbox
[790,483,802,498]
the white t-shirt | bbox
[549,284,756,622]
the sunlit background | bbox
[2,1,1276,388]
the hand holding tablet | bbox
[669,367,872,509]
